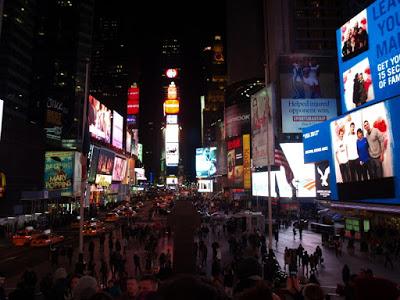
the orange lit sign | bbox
[0,172,6,198]
[167,82,177,99]
[164,99,180,115]
[166,68,178,78]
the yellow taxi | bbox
[82,222,105,237]
[30,232,64,247]
[12,227,41,246]
[104,212,119,222]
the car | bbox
[82,223,105,237]
[12,227,42,246]
[31,233,64,247]
[104,213,119,222]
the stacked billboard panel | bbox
[165,124,179,166]
[88,95,111,143]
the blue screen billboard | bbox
[337,2,400,113]
[302,121,331,164]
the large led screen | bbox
[88,95,111,143]
[44,152,74,196]
[196,147,217,178]
[251,86,275,167]
[279,55,337,133]
[165,124,179,143]
[112,111,123,149]
[252,143,316,198]
[112,157,127,181]
[330,101,394,200]
[224,103,250,139]
[166,143,179,166]
[126,131,132,153]
[227,137,243,188]
[97,149,115,175]
[198,179,213,193]
[337,2,400,112]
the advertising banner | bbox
[251,86,275,167]
[164,99,180,115]
[126,131,132,153]
[165,124,179,143]
[166,177,178,185]
[112,157,127,182]
[88,95,111,143]
[315,160,331,200]
[243,134,251,189]
[138,143,143,162]
[196,147,217,178]
[198,179,213,193]
[166,143,179,166]
[127,86,139,115]
[166,115,178,124]
[97,149,115,175]
[330,101,397,202]
[281,98,337,133]
[132,129,139,156]
[251,143,316,197]
[44,152,74,196]
[279,55,337,133]
[227,137,243,188]
[95,174,112,186]
[337,3,400,112]
[44,97,67,141]
[224,103,250,139]
[88,145,100,183]
[112,111,123,149]
[302,121,331,163]
[127,115,138,129]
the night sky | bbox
[96,0,226,180]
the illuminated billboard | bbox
[88,95,111,143]
[166,68,178,78]
[330,101,394,200]
[126,131,132,153]
[44,152,74,196]
[165,124,179,143]
[166,143,179,166]
[279,55,337,133]
[251,143,316,197]
[224,103,250,139]
[198,179,213,193]
[97,149,115,175]
[167,82,177,99]
[112,111,123,149]
[164,99,180,115]
[95,174,112,186]
[336,2,400,113]
[251,86,275,168]
[112,157,127,182]
[127,86,139,115]
[166,115,178,124]
[166,176,178,185]
[196,147,217,178]
[227,137,243,187]
[138,143,143,162]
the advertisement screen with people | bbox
[88,95,111,143]
[330,101,395,201]
[112,157,127,182]
[97,149,115,176]
[337,1,400,113]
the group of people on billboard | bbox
[332,103,393,183]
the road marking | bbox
[1,255,18,262]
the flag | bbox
[274,173,280,198]
[274,144,294,186]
